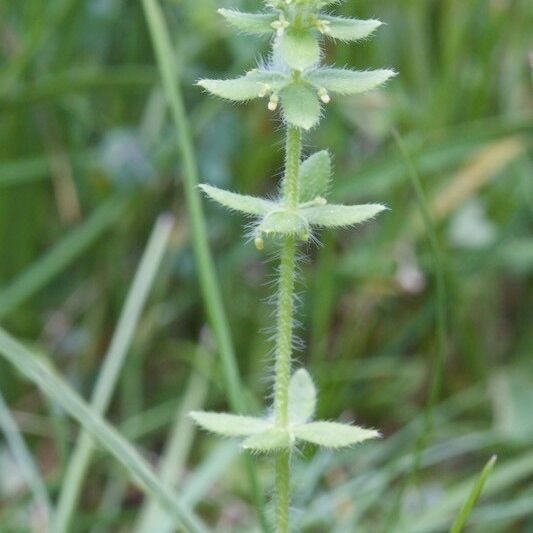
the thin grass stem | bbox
[0,390,52,527]
[53,215,174,532]
[0,327,208,533]
[140,0,267,529]
[384,130,449,530]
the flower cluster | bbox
[199,1,395,129]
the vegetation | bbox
[0,0,531,531]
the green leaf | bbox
[257,209,310,238]
[198,70,288,101]
[200,184,276,216]
[281,83,321,130]
[242,427,290,453]
[293,421,379,448]
[278,29,320,70]
[450,455,497,533]
[189,411,269,437]
[303,203,386,227]
[288,369,316,424]
[218,9,276,34]
[320,16,382,41]
[306,68,396,95]
[298,150,332,202]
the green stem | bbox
[141,1,268,530]
[275,450,290,533]
[274,125,301,532]
[283,126,302,208]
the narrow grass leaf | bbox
[0,391,52,524]
[0,327,207,533]
[141,0,269,528]
[298,150,331,202]
[190,411,270,437]
[0,195,126,319]
[54,215,174,533]
[293,421,379,448]
[303,203,387,227]
[200,184,275,215]
[288,369,316,424]
[218,9,276,34]
[449,455,497,533]
[135,344,211,533]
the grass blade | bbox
[0,390,52,527]
[0,327,208,533]
[54,214,174,533]
[449,455,497,533]
[140,0,267,529]
[135,338,210,533]
[384,130,449,530]
[0,194,126,319]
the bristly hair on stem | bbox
[190,0,395,531]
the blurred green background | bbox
[1,0,532,531]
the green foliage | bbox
[280,82,322,130]
[217,9,277,35]
[278,30,320,70]
[306,68,396,95]
[293,421,379,448]
[298,150,332,203]
[320,15,382,41]
[303,203,387,227]
[449,455,497,533]
[189,369,378,454]
[189,411,269,436]
[198,71,288,101]
[242,428,290,453]
[200,184,275,216]
[288,368,316,424]
[197,0,394,132]
[2,0,528,530]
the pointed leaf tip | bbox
[198,71,288,102]
[321,16,383,41]
[303,203,387,228]
[189,411,269,437]
[306,68,396,96]
[200,184,276,216]
[294,421,380,448]
[218,9,277,35]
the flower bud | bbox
[254,236,264,250]
[268,94,279,111]
[318,88,330,104]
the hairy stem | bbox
[275,450,290,533]
[274,125,301,532]
[283,126,302,208]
